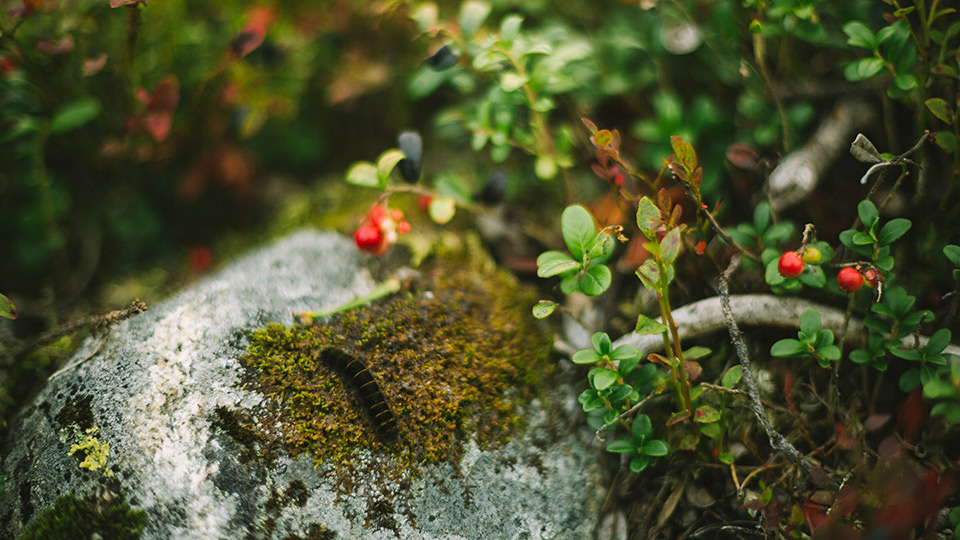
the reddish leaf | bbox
[188,245,213,273]
[877,434,903,461]
[581,117,598,134]
[863,413,891,432]
[809,466,831,487]
[150,76,180,112]
[145,112,173,143]
[82,54,108,77]
[110,0,145,7]
[784,371,796,413]
[694,240,706,255]
[37,35,74,55]
[835,421,857,450]
[726,143,760,170]
[683,360,702,382]
[834,485,859,518]
[657,188,671,213]
[802,501,829,532]
[896,389,925,443]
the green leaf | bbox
[718,451,735,465]
[500,72,528,93]
[629,455,650,473]
[661,228,681,264]
[428,196,457,225]
[924,328,952,355]
[694,405,721,423]
[641,439,669,457]
[683,346,712,360]
[753,202,772,233]
[579,264,612,296]
[818,345,841,362]
[771,339,807,357]
[925,98,954,124]
[611,344,640,362]
[593,368,620,390]
[849,349,872,365]
[572,349,601,364]
[893,72,917,91]
[0,293,17,320]
[845,58,885,81]
[499,14,524,44]
[606,439,636,453]
[632,414,653,440]
[722,365,742,388]
[670,136,696,172]
[923,378,959,400]
[50,97,101,133]
[376,149,406,184]
[800,309,822,336]
[877,219,911,246]
[636,313,668,335]
[345,162,379,187]
[945,245,960,266]
[857,200,879,228]
[843,21,877,49]
[636,197,660,239]
[853,232,875,245]
[798,265,826,288]
[700,422,722,438]
[536,251,579,278]
[593,332,612,355]
[562,205,597,260]
[899,369,922,392]
[532,300,557,319]
[636,260,660,290]
[764,257,785,286]
[458,0,491,39]
[935,131,958,153]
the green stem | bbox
[656,256,692,414]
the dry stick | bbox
[718,259,814,480]
[11,299,148,363]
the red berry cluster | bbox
[354,204,411,255]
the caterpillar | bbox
[320,347,399,444]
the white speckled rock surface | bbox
[0,230,603,540]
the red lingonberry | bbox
[837,267,864,293]
[802,247,822,265]
[369,206,389,227]
[778,251,805,279]
[354,223,383,253]
[695,240,707,255]
[397,220,411,234]
[864,268,883,288]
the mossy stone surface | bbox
[0,230,603,540]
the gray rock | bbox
[1,230,603,539]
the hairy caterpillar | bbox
[320,347,399,444]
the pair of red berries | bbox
[777,250,881,293]
[354,205,411,255]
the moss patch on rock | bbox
[17,487,146,540]
[237,238,554,475]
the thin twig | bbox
[11,299,148,362]
[718,258,814,479]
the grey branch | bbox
[767,99,874,211]
[613,294,959,360]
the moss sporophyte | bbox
[232,249,553,483]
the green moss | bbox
[237,237,554,476]
[17,488,146,540]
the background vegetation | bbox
[2,0,960,538]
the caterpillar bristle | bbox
[320,347,399,444]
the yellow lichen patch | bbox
[237,241,554,480]
[67,426,114,477]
